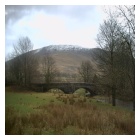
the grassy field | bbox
[5,86,135,135]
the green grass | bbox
[5,92,62,114]
[5,87,135,135]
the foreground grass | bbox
[5,88,135,135]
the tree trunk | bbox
[132,78,135,111]
[133,95,135,111]
[112,86,116,106]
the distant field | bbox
[5,87,135,135]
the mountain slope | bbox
[6,45,100,83]
[32,45,99,82]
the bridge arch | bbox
[47,88,64,93]
[45,87,70,94]
[73,87,95,96]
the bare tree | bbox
[78,60,94,83]
[96,16,121,106]
[115,5,135,110]
[94,5,135,109]
[41,51,58,84]
[6,36,38,86]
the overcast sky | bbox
[5,5,107,56]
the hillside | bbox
[6,45,100,83]
[32,45,99,82]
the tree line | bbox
[5,36,59,86]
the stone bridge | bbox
[31,82,96,96]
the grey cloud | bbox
[5,5,38,25]
[5,5,96,25]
